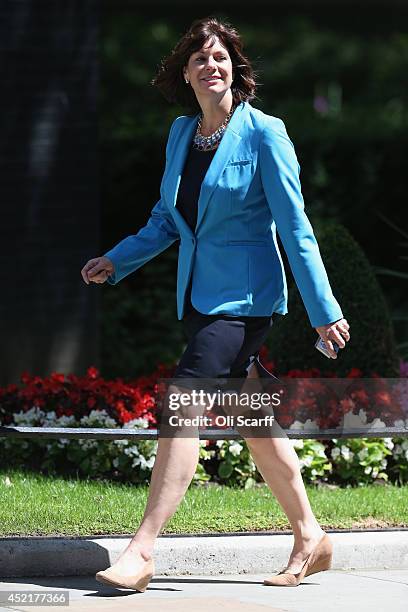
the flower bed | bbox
[0,350,407,487]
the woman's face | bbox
[183,37,234,100]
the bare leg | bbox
[243,364,325,573]
[107,385,201,576]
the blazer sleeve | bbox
[259,115,343,328]
[103,118,181,285]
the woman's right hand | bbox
[81,256,115,285]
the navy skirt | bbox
[174,283,276,382]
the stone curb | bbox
[1,530,408,578]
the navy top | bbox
[176,142,216,314]
[176,143,217,232]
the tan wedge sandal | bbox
[263,532,333,587]
[95,557,155,592]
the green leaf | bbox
[218,461,234,479]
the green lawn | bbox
[0,469,407,536]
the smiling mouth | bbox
[202,77,222,81]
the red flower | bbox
[50,372,65,383]
[374,391,391,406]
[87,366,99,379]
[21,371,32,384]
[347,368,363,378]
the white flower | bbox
[124,445,139,456]
[216,440,225,448]
[291,439,304,449]
[364,466,372,474]
[14,407,45,425]
[229,442,243,457]
[113,457,120,468]
[114,439,129,447]
[57,415,76,427]
[125,417,149,429]
[300,455,313,468]
[383,438,394,450]
[358,448,369,460]
[369,418,387,429]
[145,456,155,469]
[303,419,319,431]
[331,447,341,459]
[289,420,306,430]
[341,446,354,462]
[132,453,154,469]
[80,409,117,428]
[358,409,368,423]
[405,449,408,461]
[136,455,152,470]
[78,439,98,451]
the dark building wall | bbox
[0,1,99,385]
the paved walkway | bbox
[0,570,407,611]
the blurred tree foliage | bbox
[100,2,408,376]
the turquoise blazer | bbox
[104,101,343,328]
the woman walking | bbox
[81,16,350,591]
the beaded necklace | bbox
[193,105,236,151]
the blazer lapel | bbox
[195,101,248,231]
[168,101,249,235]
[168,116,198,206]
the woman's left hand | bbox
[315,318,350,359]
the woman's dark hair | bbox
[151,16,259,114]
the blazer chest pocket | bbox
[226,159,252,167]
[222,159,254,199]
